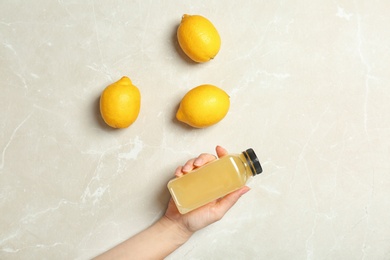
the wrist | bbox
[159,215,193,245]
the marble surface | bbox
[1,1,390,259]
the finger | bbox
[216,145,228,158]
[174,166,184,177]
[193,153,217,167]
[182,158,196,173]
[215,186,250,215]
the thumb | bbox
[215,186,250,215]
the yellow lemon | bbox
[100,76,141,128]
[176,84,230,128]
[177,14,221,63]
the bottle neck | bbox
[238,153,255,178]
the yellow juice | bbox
[167,149,262,214]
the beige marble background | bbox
[1,1,390,259]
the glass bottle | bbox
[167,148,262,214]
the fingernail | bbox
[194,158,203,166]
[182,165,191,172]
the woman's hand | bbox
[164,145,250,235]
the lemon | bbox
[176,84,230,128]
[100,76,141,128]
[177,14,221,63]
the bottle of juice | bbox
[167,148,262,214]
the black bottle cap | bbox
[245,148,263,175]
